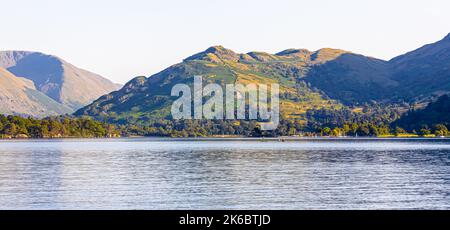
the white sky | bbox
[1,0,449,84]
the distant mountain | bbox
[0,67,71,117]
[0,51,122,111]
[76,33,450,126]
[389,33,450,100]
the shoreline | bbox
[0,136,448,141]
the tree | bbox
[419,128,431,136]
[332,128,342,137]
[28,124,43,138]
[342,124,351,136]
[434,124,449,136]
[350,123,359,136]
[358,124,370,136]
[4,123,17,136]
[394,126,407,136]
[322,127,331,136]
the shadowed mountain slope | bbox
[0,51,122,111]
[0,67,71,117]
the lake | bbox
[0,138,448,210]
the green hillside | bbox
[75,46,344,125]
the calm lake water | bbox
[0,138,449,210]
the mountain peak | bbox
[184,46,239,62]
[205,45,230,53]
[310,48,350,63]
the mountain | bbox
[302,33,450,104]
[76,33,450,125]
[75,46,346,124]
[0,51,122,111]
[389,33,450,100]
[0,67,72,117]
[303,53,396,104]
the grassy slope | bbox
[75,46,342,124]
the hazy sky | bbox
[1,0,449,84]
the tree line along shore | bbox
[0,114,448,139]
